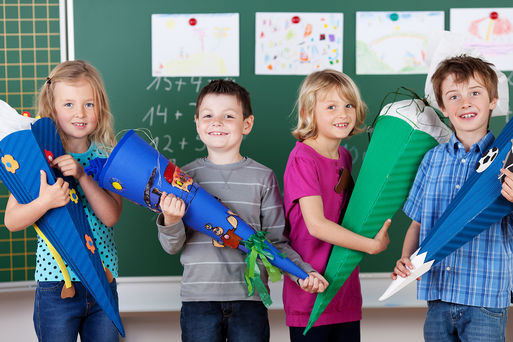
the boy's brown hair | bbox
[195,80,253,119]
[431,55,498,110]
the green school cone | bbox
[305,98,451,333]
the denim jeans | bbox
[424,300,508,342]
[180,301,269,342]
[33,280,120,342]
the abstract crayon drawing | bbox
[255,12,343,75]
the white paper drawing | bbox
[255,12,343,75]
[152,13,239,77]
[450,8,513,71]
[356,11,445,75]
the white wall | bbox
[1,276,512,341]
[0,291,427,342]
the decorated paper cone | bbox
[380,116,513,301]
[305,99,451,332]
[89,130,309,281]
[0,115,124,337]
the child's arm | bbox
[52,154,122,227]
[299,195,391,255]
[4,170,70,232]
[391,220,420,280]
[259,173,328,293]
[156,192,187,255]
[500,168,513,202]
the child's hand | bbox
[500,168,513,203]
[298,271,329,294]
[391,256,414,280]
[160,192,186,226]
[37,170,70,210]
[368,219,391,255]
[52,154,85,181]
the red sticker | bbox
[292,16,300,24]
[189,18,197,26]
[490,11,499,20]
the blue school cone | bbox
[0,117,124,336]
[380,117,513,301]
[87,130,308,305]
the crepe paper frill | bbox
[380,114,513,301]
[85,130,308,307]
[305,98,451,333]
[0,103,124,337]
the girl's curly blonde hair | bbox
[37,60,116,152]
[292,69,366,142]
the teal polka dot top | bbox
[35,143,119,282]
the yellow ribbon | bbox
[33,224,72,290]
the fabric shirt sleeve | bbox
[284,154,321,204]
[156,213,186,255]
[260,171,314,282]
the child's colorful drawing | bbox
[450,8,513,71]
[356,11,445,74]
[152,13,239,77]
[255,12,343,75]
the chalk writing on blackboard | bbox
[146,77,192,92]
[146,77,173,91]
[195,135,206,152]
[153,134,174,153]
[343,143,360,165]
[142,105,168,126]
[146,77,236,93]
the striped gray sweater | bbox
[156,157,313,302]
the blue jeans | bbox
[424,300,508,342]
[33,280,120,342]
[180,301,269,342]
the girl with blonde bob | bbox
[292,69,367,142]
[282,69,391,341]
[5,60,123,341]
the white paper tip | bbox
[379,249,434,301]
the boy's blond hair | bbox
[431,55,498,110]
[292,69,366,141]
[37,60,116,151]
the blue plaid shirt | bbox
[403,132,513,308]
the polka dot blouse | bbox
[35,144,119,282]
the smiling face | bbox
[53,78,98,153]
[313,86,356,143]
[440,74,497,143]
[195,94,254,159]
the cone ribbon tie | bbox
[33,224,72,290]
[242,231,284,308]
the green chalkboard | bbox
[0,0,61,282]
[72,0,513,277]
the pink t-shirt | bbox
[282,141,362,327]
